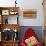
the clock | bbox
[2,10,9,15]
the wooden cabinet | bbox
[0,7,19,46]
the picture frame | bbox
[9,9,18,15]
[23,9,37,18]
[2,10,9,15]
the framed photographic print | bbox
[23,9,37,18]
[9,9,18,15]
[2,10,9,15]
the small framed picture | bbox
[9,10,15,15]
[2,10,9,15]
[10,11,15,15]
[23,9,37,18]
[9,9,18,15]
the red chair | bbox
[21,28,41,46]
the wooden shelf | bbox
[0,7,19,10]
[0,24,20,32]
[0,7,19,24]
[0,7,19,46]
[1,40,19,46]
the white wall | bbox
[0,0,44,26]
[18,0,44,26]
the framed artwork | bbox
[9,10,18,15]
[2,10,9,15]
[23,9,37,18]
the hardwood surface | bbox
[0,7,19,10]
[0,41,19,46]
[0,24,20,32]
[3,41,18,46]
[0,7,19,46]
